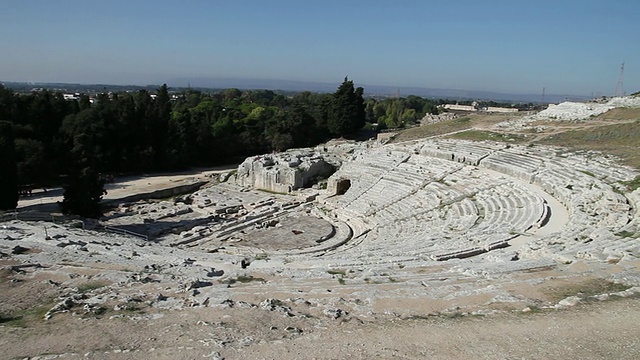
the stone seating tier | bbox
[317,138,638,264]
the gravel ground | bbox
[1,297,638,359]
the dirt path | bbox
[1,298,638,359]
[240,298,640,360]
[16,165,237,211]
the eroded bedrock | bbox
[77,135,639,276]
[84,136,640,265]
[2,136,640,325]
[321,139,638,265]
[235,148,341,193]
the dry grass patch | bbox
[327,269,347,276]
[390,112,526,143]
[223,275,266,285]
[0,302,54,327]
[621,175,640,192]
[389,117,474,142]
[543,279,631,302]
[537,120,640,169]
[467,112,525,127]
[447,130,527,143]
[593,107,640,121]
[77,281,110,293]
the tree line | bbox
[365,95,440,129]
[0,78,444,215]
[4,78,441,215]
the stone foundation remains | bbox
[235,149,338,193]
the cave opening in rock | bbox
[336,179,351,195]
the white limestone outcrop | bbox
[235,150,336,193]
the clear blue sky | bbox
[1,0,638,96]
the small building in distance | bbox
[484,106,518,113]
[63,93,80,101]
[443,103,477,112]
[443,101,519,113]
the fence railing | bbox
[0,211,68,223]
[100,225,149,241]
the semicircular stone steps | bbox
[322,139,637,265]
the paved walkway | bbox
[16,165,237,211]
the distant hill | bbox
[167,77,591,103]
[3,78,590,104]
[364,85,591,104]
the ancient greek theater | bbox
[2,96,640,359]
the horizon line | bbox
[1,78,597,99]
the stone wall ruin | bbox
[235,150,337,193]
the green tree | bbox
[0,121,19,210]
[292,91,332,143]
[59,108,107,218]
[364,99,377,123]
[269,132,294,152]
[0,85,18,122]
[401,108,417,125]
[152,84,171,167]
[59,166,106,218]
[327,77,366,137]
[15,138,46,186]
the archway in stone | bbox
[336,179,351,195]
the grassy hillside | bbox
[538,120,640,169]
[447,130,526,143]
[390,108,640,170]
[388,117,474,143]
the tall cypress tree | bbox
[152,84,171,168]
[0,121,18,210]
[59,109,106,218]
[59,166,106,218]
[327,77,366,137]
